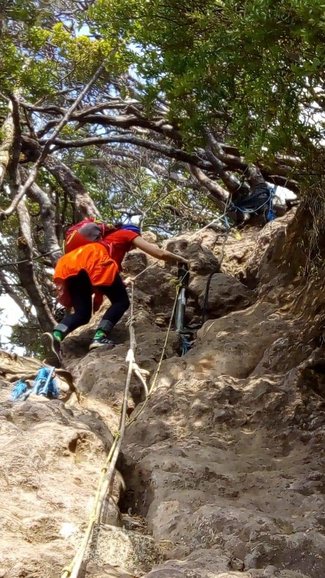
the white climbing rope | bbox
[127,269,185,427]
[60,268,180,578]
[61,283,136,578]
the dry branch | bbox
[0,63,105,219]
[0,107,14,189]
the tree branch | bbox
[189,165,229,208]
[35,107,181,141]
[20,167,62,265]
[50,134,214,170]
[165,203,210,225]
[0,106,14,189]
[8,91,22,185]
[204,130,249,195]
[0,62,105,220]
[204,128,246,168]
[20,135,101,218]
[0,269,32,320]
[15,196,56,331]
[44,156,101,219]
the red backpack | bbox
[64,218,115,253]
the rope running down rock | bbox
[61,282,138,578]
[60,267,181,578]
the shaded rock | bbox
[218,228,259,280]
[124,251,177,316]
[297,355,325,399]
[123,250,148,276]
[166,237,220,275]
[218,211,296,289]
[189,272,254,319]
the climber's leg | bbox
[56,271,93,335]
[89,274,130,350]
[43,271,93,366]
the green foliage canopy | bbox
[88,0,325,155]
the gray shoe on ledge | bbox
[42,332,62,368]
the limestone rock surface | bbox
[189,272,254,319]
[1,222,324,578]
[0,385,118,577]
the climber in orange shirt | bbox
[42,223,188,367]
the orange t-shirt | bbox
[102,228,140,270]
[54,228,140,290]
[54,243,118,287]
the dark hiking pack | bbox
[64,218,115,253]
[230,183,276,223]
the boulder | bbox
[189,272,254,319]
[2,223,325,578]
[165,237,220,275]
[0,388,120,577]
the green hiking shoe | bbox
[89,332,115,351]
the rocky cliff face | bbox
[1,213,324,578]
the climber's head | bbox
[120,223,141,235]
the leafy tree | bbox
[88,0,325,152]
[0,0,324,352]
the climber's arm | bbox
[132,236,188,264]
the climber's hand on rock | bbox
[176,255,189,266]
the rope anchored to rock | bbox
[60,268,183,578]
[60,280,145,578]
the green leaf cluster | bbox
[88,0,325,154]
